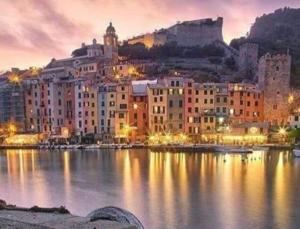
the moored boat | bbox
[293,149,300,157]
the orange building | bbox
[128,81,151,142]
[228,84,264,123]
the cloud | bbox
[0,0,298,70]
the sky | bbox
[0,0,299,71]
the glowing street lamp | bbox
[7,123,17,136]
[278,127,287,143]
[278,127,287,136]
[288,94,294,104]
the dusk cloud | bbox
[0,0,299,70]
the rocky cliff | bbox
[230,7,300,86]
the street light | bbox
[288,95,294,104]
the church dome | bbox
[106,22,116,34]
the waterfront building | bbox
[114,80,131,142]
[258,53,291,125]
[228,83,264,123]
[184,79,198,138]
[197,83,217,138]
[0,78,26,132]
[75,77,98,137]
[288,112,300,129]
[98,82,117,143]
[23,77,41,133]
[147,82,168,134]
[129,80,155,142]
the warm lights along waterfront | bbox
[1,1,300,228]
[0,149,300,229]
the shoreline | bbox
[0,143,293,152]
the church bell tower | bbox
[103,22,118,62]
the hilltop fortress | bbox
[127,17,224,48]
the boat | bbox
[293,149,300,157]
[214,146,253,154]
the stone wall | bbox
[127,17,223,48]
[239,43,258,73]
[258,53,291,124]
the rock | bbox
[29,206,70,214]
[0,200,7,209]
[87,206,144,229]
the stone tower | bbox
[238,43,259,76]
[103,22,118,62]
[258,53,291,124]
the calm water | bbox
[0,149,300,229]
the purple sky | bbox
[0,0,299,70]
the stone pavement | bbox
[0,210,137,229]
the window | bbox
[169,100,173,107]
[122,94,125,100]
[120,104,127,109]
[119,113,125,118]
[179,100,183,108]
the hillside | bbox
[230,7,300,86]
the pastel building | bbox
[98,83,117,142]
[75,78,98,137]
[147,77,187,134]
[114,80,131,142]
[23,77,41,133]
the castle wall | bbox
[126,17,223,48]
[167,18,223,47]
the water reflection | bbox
[0,149,300,229]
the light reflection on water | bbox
[0,149,300,229]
